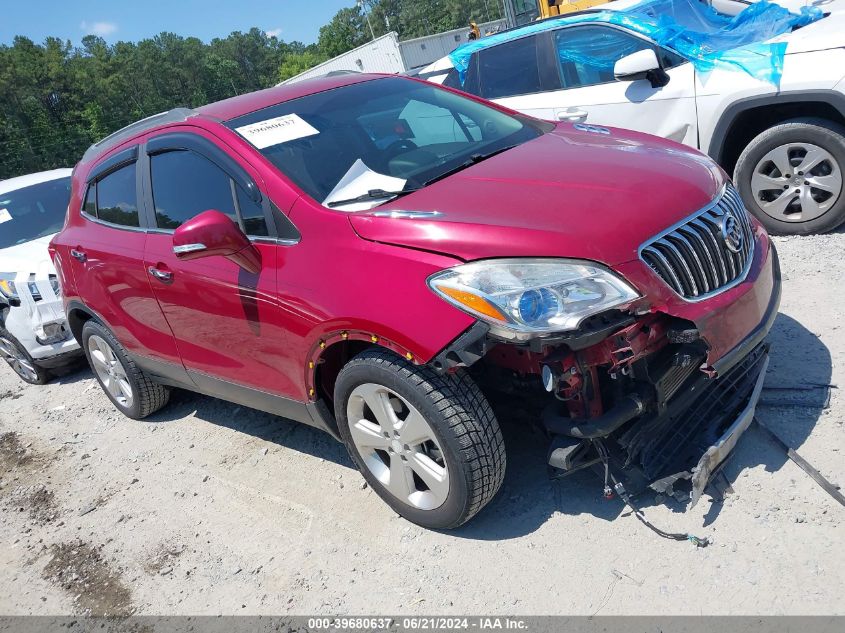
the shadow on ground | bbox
[50,312,830,540]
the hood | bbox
[0,235,58,278]
[777,0,845,54]
[349,125,724,266]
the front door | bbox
[496,25,699,146]
[140,128,300,399]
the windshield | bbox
[226,77,548,210]
[0,177,71,249]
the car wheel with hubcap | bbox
[81,320,170,420]
[335,348,505,529]
[735,118,845,235]
[0,328,49,385]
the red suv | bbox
[51,74,780,529]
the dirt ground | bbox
[1,231,843,616]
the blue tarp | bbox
[448,0,823,86]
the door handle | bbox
[147,266,173,283]
[556,109,588,122]
[70,248,87,262]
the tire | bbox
[0,328,50,385]
[334,348,505,529]
[734,118,845,235]
[81,320,169,420]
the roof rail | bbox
[81,107,196,163]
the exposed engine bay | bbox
[433,309,770,506]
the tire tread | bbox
[339,348,506,528]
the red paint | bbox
[51,74,777,411]
[173,210,261,273]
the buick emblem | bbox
[721,214,743,253]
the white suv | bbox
[420,0,845,234]
[0,169,81,384]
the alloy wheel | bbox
[346,383,450,510]
[751,142,843,222]
[0,336,38,382]
[88,334,134,408]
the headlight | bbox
[427,259,640,335]
[0,273,18,299]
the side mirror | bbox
[172,209,261,274]
[614,49,670,89]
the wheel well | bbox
[718,101,845,176]
[67,307,95,345]
[314,339,376,412]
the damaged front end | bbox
[0,269,79,365]
[434,303,774,507]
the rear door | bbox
[495,25,699,146]
[64,146,185,370]
[140,127,303,400]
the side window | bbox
[95,164,140,227]
[555,26,657,90]
[149,148,269,236]
[477,35,542,99]
[150,150,238,230]
[83,184,96,217]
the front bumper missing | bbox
[642,344,770,507]
[686,352,767,506]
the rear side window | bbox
[90,164,140,227]
[478,35,542,99]
[150,149,268,236]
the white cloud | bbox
[80,21,118,37]
[265,27,283,38]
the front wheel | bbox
[734,118,845,235]
[334,349,505,529]
[0,329,49,385]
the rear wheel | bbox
[334,349,505,529]
[81,320,169,420]
[0,329,49,385]
[735,118,845,235]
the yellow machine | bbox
[503,0,610,29]
[540,0,611,18]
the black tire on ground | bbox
[81,320,169,420]
[734,118,845,235]
[334,348,506,529]
[0,327,50,385]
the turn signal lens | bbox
[438,286,507,322]
[0,277,18,299]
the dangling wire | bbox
[594,439,710,548]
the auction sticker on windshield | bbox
[0,208,12,224]
[235,114,319,149]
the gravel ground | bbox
[0,231,843,616]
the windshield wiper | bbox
[423,144,519,187]
[326,188,420,208]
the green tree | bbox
[317,6,369,58]
[279,49,326,82]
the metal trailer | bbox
[279,19,507,85]
[398,19,507,71]
[279,33,406,85]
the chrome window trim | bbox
[638,184,756,303]
[80,210,146,233]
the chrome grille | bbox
[640,185,755,300]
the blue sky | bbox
[1,0,357,46]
